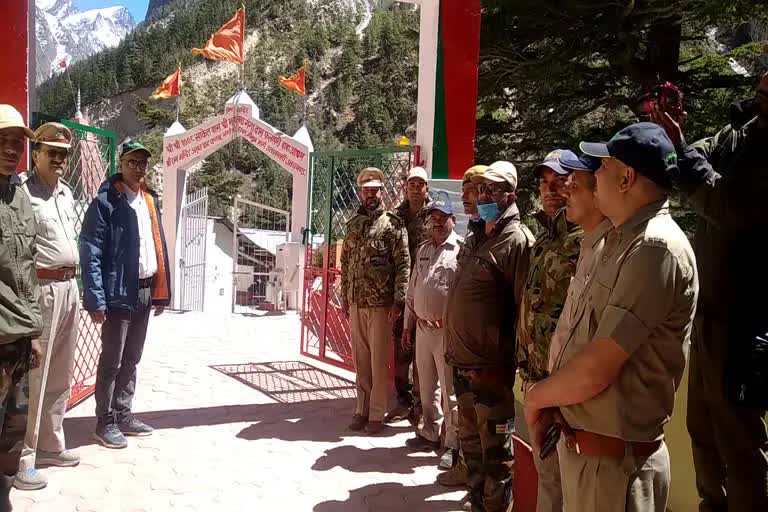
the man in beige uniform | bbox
[524,123,699,512]
[402,198,462,469]
[15,123,81,490]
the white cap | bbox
[0,105,34,138]
[407,166,429,183]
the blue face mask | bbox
[476,202,499,222]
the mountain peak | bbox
[35,1,136,85]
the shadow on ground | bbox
[313,482,463,512]
[312,445,439,474]
[64,360,411,448]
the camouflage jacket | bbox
[0,175,43,344]
[395,198,432,267]
[516,209,582,381]
[339,204,411,309]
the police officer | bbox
[0,105,43,509]
[524,123,699,511]
[386,167,432,425]
[445,162,533,512]
[402,197,462,469]
[14,123,81,490]
[651,75,768,510]
[340,167,410,434]
[516,150,582,512]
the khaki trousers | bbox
[414,322,457,448]
[521,387,563,512]
[558,439,670,512]
[19,278,79,470]
[349,306,391,422]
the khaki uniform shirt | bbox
[21,171,79,270]
[553,201,698,442]
[548,219,613,372]
[404,230,462,327]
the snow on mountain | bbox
[36,0,136,85]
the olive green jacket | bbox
[0,174,42,344]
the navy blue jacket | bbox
[80,174,171,312]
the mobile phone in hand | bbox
[539,423,561,460]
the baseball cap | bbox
[357,167,385,188]
[407,166,428,183]
[463,164,489,184]
[558,152,602,172]
[471,161,518,191]
[119,138,152,159]
[34,122,72,149]
[534,149,575,177]
[0,105,34,138]
[580,122,678,188]
[428,199,454,216]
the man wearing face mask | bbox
[80,139,171,449]
[444,162,534,512]
[15,123,81,491]
[386,167,432,426]
[340,168,410,435]
[461,165,489,232]
[515,150,583,512]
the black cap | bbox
[580,122,678,188]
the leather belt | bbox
[417,317,444,329]
[36,267,77,281]
[573,430,662,458]
[138,277,154,288]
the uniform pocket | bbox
[33,213,56,239]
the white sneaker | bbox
[13,468,47,491]
[37,449,80,467]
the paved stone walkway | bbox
[11,311,465,512]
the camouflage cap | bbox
[463,164,489,184]
[357,167,385,188]
[34,122,73,149]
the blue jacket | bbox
[80,174,171,312]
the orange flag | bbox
[278,66,306,96]
[150,66,181,99]
[192,6,245,64]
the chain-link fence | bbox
[301,147,413,370]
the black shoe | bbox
[118,415,154,437]
[405,434,441,452]
[94,422,128,449]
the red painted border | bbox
[0,0,30,171]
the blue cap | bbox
[580,122,678,188]
[429,199,454,216]
[534,149,576,177]
[558,152,602,172]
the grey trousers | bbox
[94,286,151,423]
[19,278,79,470]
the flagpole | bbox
[302,59,308,126]
[176,64,181,122]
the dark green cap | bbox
[119,138,151,159]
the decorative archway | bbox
[161,90,312,310]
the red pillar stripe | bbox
[440,0,481,180]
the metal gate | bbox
[300,147,413,371]
[179,188,208,311]
[33,114,116,407]
[232,197,290,314]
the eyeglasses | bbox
[477,183,509,195]
[40,148,70,160]
[124,160,149,170]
